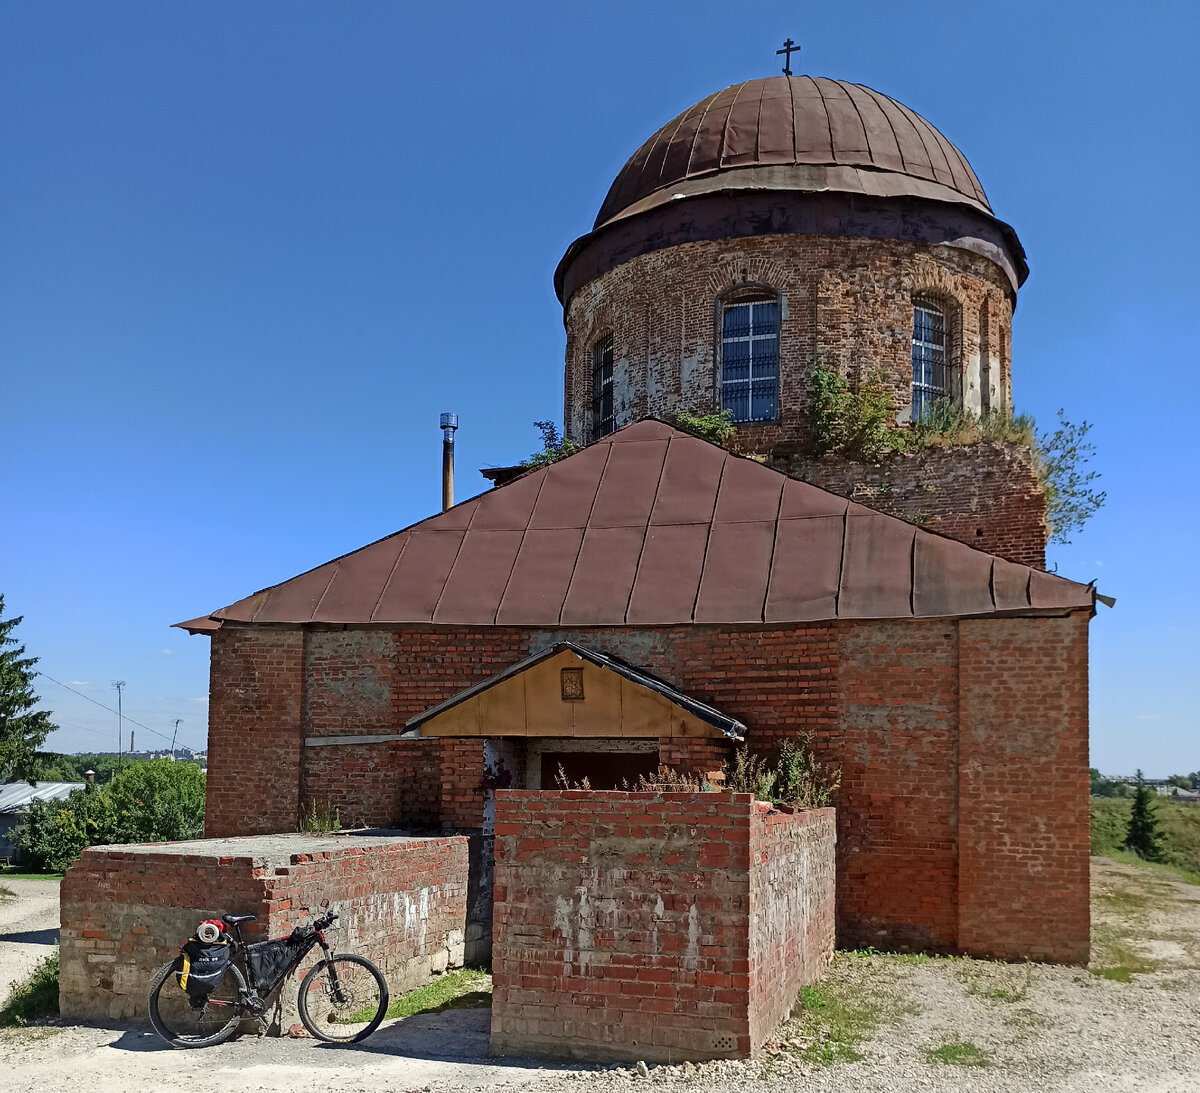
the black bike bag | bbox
[244,931,309,995]
[177,935,232,998]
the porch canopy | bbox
[406,642,745,741]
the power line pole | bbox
[171,719,182,761]
[111,680,126,773]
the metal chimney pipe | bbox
[440,412,458,511]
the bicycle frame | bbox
[203,919,328,1015]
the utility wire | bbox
[35,672,199,749]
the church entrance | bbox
[538,750,658,790]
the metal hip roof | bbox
[179,420,1094,632]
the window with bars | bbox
[592,334,615,440]
[911,301,948,420]
[720,296,779,422]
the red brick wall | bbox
[562,234,1014,454]
[748,807,837,1044]
[204,615,1090,964]
[658,736,733,784]
[836,620,961,953]
[784,444,1047,568]
[206,628,304,837]
[60,833,472,1025]
[957,614,1091,963]
[490,791,836,1062]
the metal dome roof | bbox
[595,76,991,229]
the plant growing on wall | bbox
[669,409,738,448]
[809,371,1106,544]
[1034,411,1106,545]
[724,733,840,809]
[519,421,577,468]
[810,367,896,461]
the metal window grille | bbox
[720,299,779,422]
[911,302,947,420]
[592,335,614,440]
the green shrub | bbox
[11,759,205,873]
[811,367,896,461]
[0,951,58,1027]
[670,409,738,447]
[724,733,839,808]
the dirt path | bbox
[1,859,1197,1092]
[0,879,59,998]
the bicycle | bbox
[148,906,389,1048]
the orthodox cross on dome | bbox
[776,38,799,75]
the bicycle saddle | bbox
[222,913,256,926]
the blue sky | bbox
[3,1,1197,773]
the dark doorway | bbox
[540,751,658,790]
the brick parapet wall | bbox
[957,614,1091,963]
[781,443,1047,568]
[748,808,837,1044]
[60,833,474,1026]
[490,791,836,1062]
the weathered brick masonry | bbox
[60,832,484,1024]
[204,611,1090,963]
[563,234,1014,455]
[783,443,1048,568]
[490,791,836,1061]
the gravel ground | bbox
[0,878,59,997]
[0,858,1196,1093]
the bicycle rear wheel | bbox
[148,957,247,1048]
[297,954,388,1043]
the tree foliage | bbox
[808,371,1105,544]
[519,421,577,468]
[0,595,55,782]
[1034,411,1106,545]
[1125,770,1165,862]
[11,759,206,872]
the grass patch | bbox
[1091,798,1200,882]
[0,884,15,901]
[925,1040,990,1067]
[788,982,884,1064]
[1089,922,1161,982]
[0,951,59,1027]
[381,967,491,1022]
[0,868,64,882]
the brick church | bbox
[181,75,1094,964]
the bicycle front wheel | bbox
[148,957,247,1048]
[297,954,388,1043]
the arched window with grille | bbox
[719,290,779,422]
[911,299,947,420]
[591,334,615,440]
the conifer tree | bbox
[0,595,55,781]
[1125,769,1165,862]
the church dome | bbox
[595,76,991,229]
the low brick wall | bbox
[749,807,837,1044]
[60,831,486,1026]
[490,791,836,1062]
